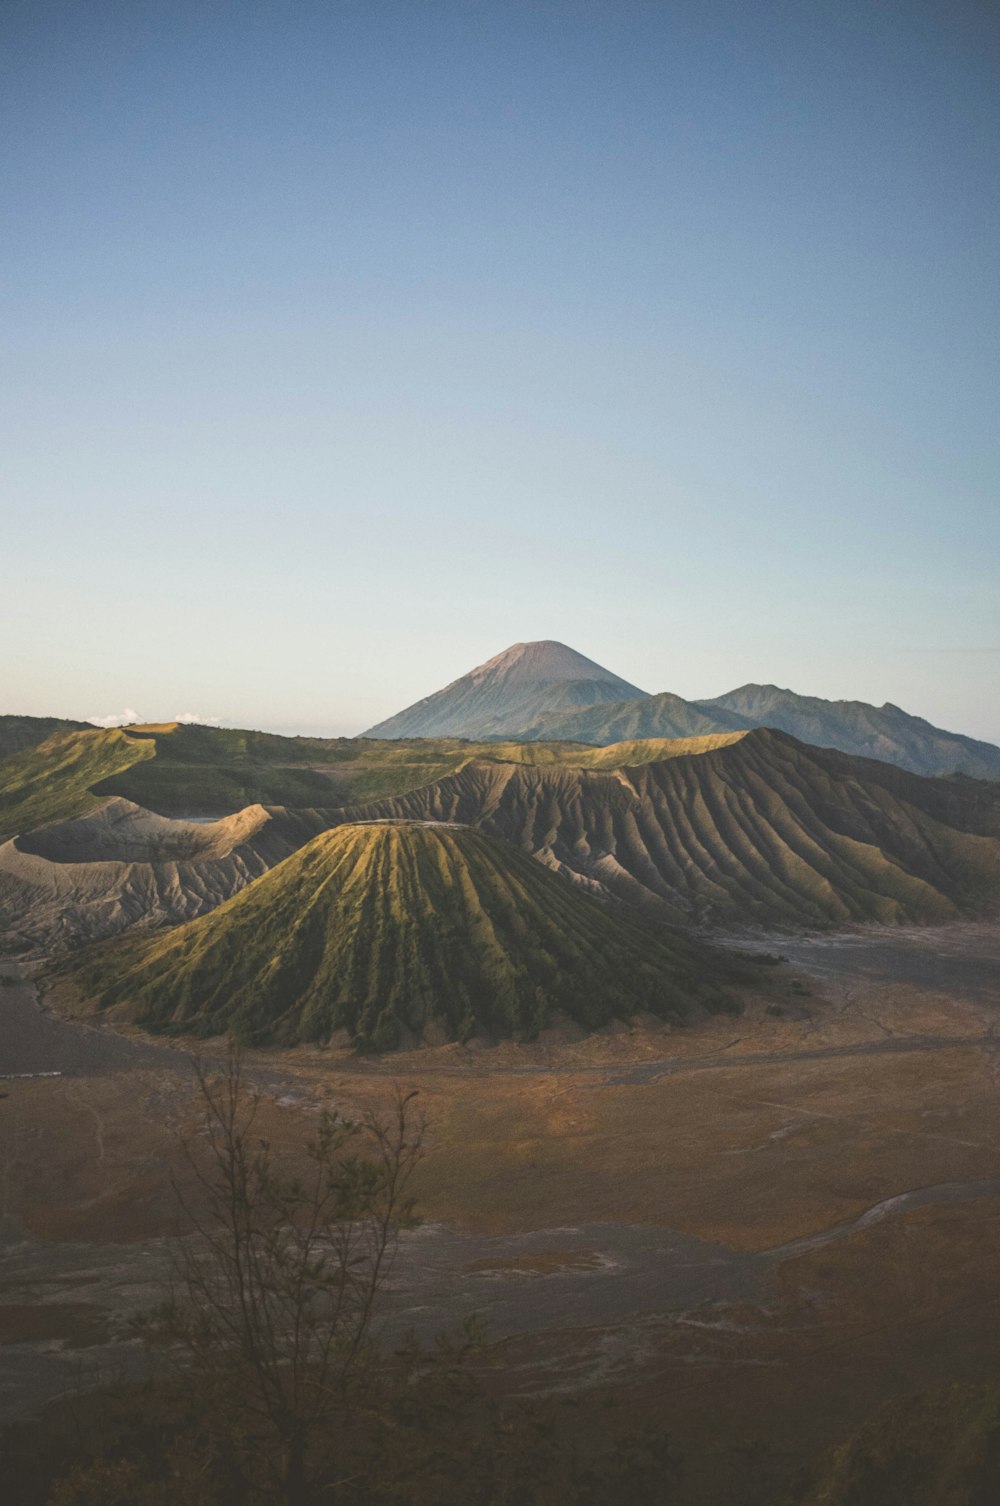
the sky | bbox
[3,0,998,741]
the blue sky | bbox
[3,0,998,740]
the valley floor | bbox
[2,922,999,1501]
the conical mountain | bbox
[71,822,735,1049]
[363,641,646,740]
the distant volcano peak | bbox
[467,640,631,688]
[364,640,646,740]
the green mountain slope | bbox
[522,691,749,743]
[524,682,1000,780]
[0,718,745,843]
[0,729,155,841]
[0,715,89,761]
[70,823,736,1047]
[344,730,1000,927]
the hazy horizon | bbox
[4,630,1000,747]
[5,2,998,741]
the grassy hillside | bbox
[0,729,155,841]
[0,715,89,761]
[101,724,717,813]
[70,823,737,1048]
[0,718,753,838]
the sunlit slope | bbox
[0,729,155,840]
[0,723,517,830]
[9,724,999,942]
[71,823,735,1048]
[345,730,1000,926]
[98,725,625,811]
[0,715,89,762]
[0,720,748,840]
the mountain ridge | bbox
[340,728,1000,927]
[360,643,1000,779]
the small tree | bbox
[150,1050,424,1506]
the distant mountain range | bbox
[365,640,1000,780]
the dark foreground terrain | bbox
[2,922,999,1501]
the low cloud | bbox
[174,711,222,727]
[88,708,140,728]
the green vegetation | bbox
[0,729,154,841]
[792,1380,1000,1505]
[99,723,727,814]
[71,822,735,1047]
[0,715,88,761]
[0,717,751,837]
[94,723,486,812]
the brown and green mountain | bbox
[0,720,600,836]
[522,691,750,744]
[518,681,1000,780]
[5,727,999,947]
[69,823,736,1048]
[0,727,156,841]
[344,729,1000,927]
[363,640,647,740]
[0,730,741,947]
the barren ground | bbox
[2,922,999,1502]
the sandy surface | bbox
[2,923,1000,1498]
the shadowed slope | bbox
[344,730,1000,927]
[0,798,330,946]
[699,683,1000,780]
[523,692,750,744]
[70,823,734,1048]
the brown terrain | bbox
[3,921,999,1502]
